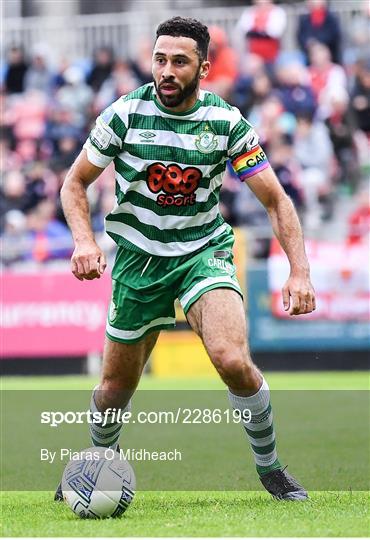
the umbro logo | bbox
[139,131,156,142]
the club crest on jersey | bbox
[195,125,218,154]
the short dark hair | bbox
[156,17,210,62]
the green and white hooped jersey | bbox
[84,83,269,257]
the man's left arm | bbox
[246,165,316,316]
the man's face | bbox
[152,35,209,111]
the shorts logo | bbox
[207,257,234,275]
[195,125,218,154]
[109,300,117,322]
[146,162,202,207]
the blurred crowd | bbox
[1,0,370,266]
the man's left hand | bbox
[282,275,316,316]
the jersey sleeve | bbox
[228,115,270,181]
[83,104,126,168]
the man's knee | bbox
[207,340,259,389]
[208,340,246,376]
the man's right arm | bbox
[61,150,106,281]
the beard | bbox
[155,69,200,108]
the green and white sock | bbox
[89,386,130,450]
[228,377,281,476]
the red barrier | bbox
[1,270,111,357]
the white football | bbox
[61,447,135,519]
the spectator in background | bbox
[236,0,286,65]
[45,104,83,157]
[297,0,342,65]
[55,66,94,128]
[4,46,29,94]
[0,210,30,266]
[269,137,304,214]
[26,199,72,262]
[347,188,370,245]
[308,41,347,119]
[86,46,114,92]
[49,135,80,170]
[233,53,265,114]
[5,89,47,143]
[343,2,370,71]
[24,45,54,93]
[53,166,70,227]
[200,26,238,101]
[242,69,273,117]
[0,170,32,231]
[0,164,52,228]
[275,60,316,117]
[130,38,154,86]
[351,59,370,136]
[0,127,22,174]
[294,111,334,229]
[250,94,296,150]
[52,57,79,89]
[95,60,139,112]
[14,139,39,164]
[325,87,359,191]
[24,161,57,204]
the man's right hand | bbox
[71,241,107,281]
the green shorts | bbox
[106,227,243,343]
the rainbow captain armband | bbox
[231,145,269,181]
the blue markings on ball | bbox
[83,459,105,485]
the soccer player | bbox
[56,17,315,501]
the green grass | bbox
[2,370,369,390]
[1,491,368,537]
[1,372,369,537]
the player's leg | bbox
[186,288,307,500]
[54,332,159,502]
[89,332,160,449]
[89,247,176,448]
[187,289,281,473]
[187,288,260,393]
[97,331,160,410]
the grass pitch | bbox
[1,371,369,537]
[2,490,368,537]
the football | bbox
[61,447,135,519]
